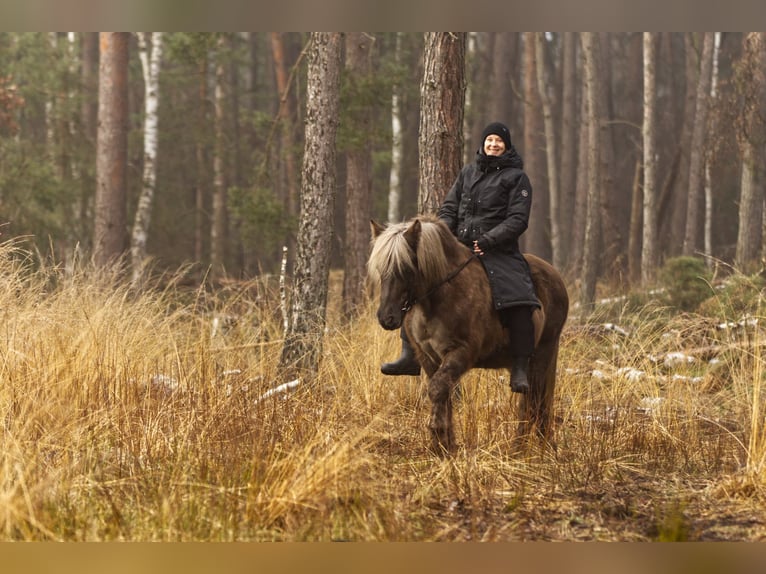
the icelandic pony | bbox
[368,215,569,454]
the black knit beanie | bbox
[480,121,512,151]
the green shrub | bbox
[697,272,765,320]
[659,256,714,312]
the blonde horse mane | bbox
[367,216,452,288]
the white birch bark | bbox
[387,32,404,223]
[641,32,658,284]
[704,32,721,268]
[131,32,164,283]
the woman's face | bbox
[483,134,506,156]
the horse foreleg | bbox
[427,354,468,455]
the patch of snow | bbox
[254,378,301,404]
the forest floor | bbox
[1,257,766,541]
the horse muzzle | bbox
[377,309,402,330]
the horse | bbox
[368,215,569,455]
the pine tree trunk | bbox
[735,32,766,271]
[523,33,548,258]
[535,33,562,269]
[641,32,658,284]
[580,32,602,311]
[666,34,698,255]
[342,32,374,316]
[194,55,208,266]
[279,32,343,379]
[683,32,715,256]
[488,33,517,124]
[94,32,129,267]
[418,32,466,214]
[270,33,300,225]
[596,34,622,278]
[559,32,578,269]
[131,32,163,283]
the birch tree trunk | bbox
[682,32,715,256]
[580,32,602,311]
[387,33,404,223]
[418,32,466,214]
[94,32,129,267]
[641,32,658,284]
[342,32,374,316]
[279,32,342,379]
[571,83,589,272]
[704,32,721,268]
[735,32,765,271]
[210,36,228,278]
[131,32,163,283]
[535,32,562,269]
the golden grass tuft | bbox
[0,247,765,540]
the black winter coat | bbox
[438,150,540,311]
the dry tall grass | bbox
[0,243,764,541]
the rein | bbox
[402,252,478,313]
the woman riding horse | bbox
[381,121,539,393]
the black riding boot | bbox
[381,329,421,376]
[510,356,530,394]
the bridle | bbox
[401,253,478,314]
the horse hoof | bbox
[511,381,529,394]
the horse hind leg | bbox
[517,341,559,445]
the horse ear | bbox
[370,219,386,239]
[403,218,421,251]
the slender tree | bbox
[342,32,374,316]
[418,32,466,214]
[559,32,578,270]
[210,35,228,278]
[523,33,549,259]
[704,32,722,268]
[641,32,658,284]
[270,33,300,225]
[580,32,602,310]
[279,32,343,378]
[535,32,562,269]
[93,32,129,267]
[735,32,766,271]
[683,32,715,256]
[387,32,404,223]
[488,32,517,124]
[131,32,164,283]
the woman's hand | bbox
[472,240,484,256]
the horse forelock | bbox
[367,218,454,289]
[367,221,415,286]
